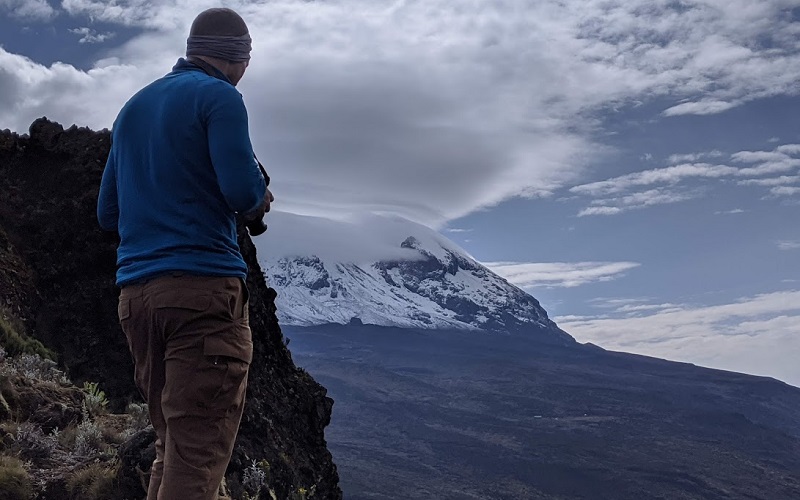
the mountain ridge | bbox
[261,225,574,345]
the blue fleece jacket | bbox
[97,58,267,286]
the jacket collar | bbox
[172,57,233,85]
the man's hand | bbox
[264,187,274,213]
[243,187,274,222]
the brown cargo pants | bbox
[118,274,253,500]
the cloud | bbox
[667,151,723,164]
[571,143,800,215]
[0,0,56,20]
[588,297,654,309]
[0,47,155,134]
[60,0,185,29]
[731,151,791,164]
[3,0,800,225]
[663,100,736,116]
[576,206,623,216]
[715,208,746,215]
[484,261,640,288]
[577,188,696,216]
[69,27,115,44]
[777,241,800,251]
[256,211,470,264]
[776,144,800,155]
[556,290,800,387]
[770,186,800,197]
[570,163,737,196]
[738,176,800,187]
[737,159,800,176]
[614,303,682,314]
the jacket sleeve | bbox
[97,153,119,232]
[205,86,267,215]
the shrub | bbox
[242,459,269,499]
[82,382,108,417]
[0,353,68,385]
[74,405,103,456]
[290,487,311,500]
[0,454,33,500]
[12,422,58,462]
[66,461,117,500]
[125,402,149,432]
[0,308,53,360]
[57,424,78,450]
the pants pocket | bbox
[118,298,131,321]
[240,278,250,321]
[200,326,252,414]
[203,325,253,365]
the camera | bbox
[243,158,270,236]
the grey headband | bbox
[186,34,252,62]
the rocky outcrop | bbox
[0,118,341,499]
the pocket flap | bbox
[153,293,211,311]
[203,329,253,364]
[118,299,131,320]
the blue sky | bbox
[1,0,798,386]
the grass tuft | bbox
[0,454,34,500]
[66,461,117,500]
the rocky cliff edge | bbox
[0,118,341,499]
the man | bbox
[97,8,272,499]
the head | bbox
[186,8,251,86]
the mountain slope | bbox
[258,215,572,344]
[286,324,800,500]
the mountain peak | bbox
[258,213,573,344]
[400,236,420,248]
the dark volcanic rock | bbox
[0,118,341,499]
[10,378,84,433]
[117,427,158,497]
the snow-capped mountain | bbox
[256,212,573,343]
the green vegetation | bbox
[0,455,33,500]
[290,487,310,500]
[0,308,53,360]
[124,402,149,432]
[82,381,109,416]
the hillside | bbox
[287,324,800,500]
[0,118,341,499]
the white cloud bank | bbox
[485,261,640,288]
[571,144,800,215]
[256,211,471,265]
[69,27,115,44]
[2,0,800,226]
[0,0,56,20]
[557,290,800,387]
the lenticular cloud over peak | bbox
[3,0,800,226]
